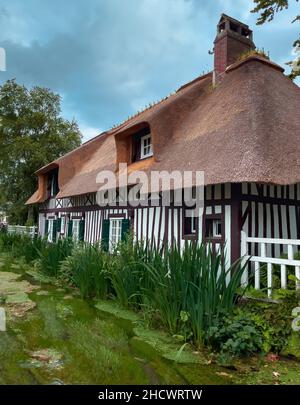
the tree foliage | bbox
[0,79,82,224]
[251,0,300,79]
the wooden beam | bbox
[231,183,242,264]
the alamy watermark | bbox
[0,307,6,332]
[0,47,6,71]
[95,164,204,217]
[292,307,300,332]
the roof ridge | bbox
[108,71,212,133]
[226,54,285,74]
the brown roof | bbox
[26,55,300,204]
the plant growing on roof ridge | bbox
[237,48,270,63]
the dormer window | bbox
[131,125,153,162]
[140,134,153,159]
[47,169,59,198]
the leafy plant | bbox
[107,237,156,309]
[207,312,264,357]
[60,243,109,299]
[37,238,74,277]
[141,243,248,346]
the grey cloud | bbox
[0,0,298,138]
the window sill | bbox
[204,236,223,242]
[182,234,197,240]
[133,155,153,163]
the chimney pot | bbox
[213,14,255,85]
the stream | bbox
[0,258,229,385]
[1,255,300,385]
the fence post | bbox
[240,231,248,287]
[287,244,298,290]
[281,265,287,289]
[254,261,260,290]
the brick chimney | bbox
[213,14,255,84]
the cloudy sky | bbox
[0,0,299,141]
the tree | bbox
[251,0,300,79]
[0,79,82,224]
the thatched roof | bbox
[26,55,300,204]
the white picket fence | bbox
[241,231,300,296]
[7,225,37,238]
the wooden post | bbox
[231,183,242,265]
[240,231,248,287]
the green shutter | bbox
[45,220,49,239]
[68,219,73,238]
[79,219,85,242]
[57,218,62,234]
[121,218,130,241]
[52,219,58,243]
[101,219,110,251]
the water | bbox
[2,257,299,385]
[0,269,228,385]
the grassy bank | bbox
[0,230,299,364]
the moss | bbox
[1,254,300,385]
[5,292,32,304]
[95,299,141,323]
[132,326,202,364]
[25,269,54,284]
[281,333,300,359]
[0,271,38,297]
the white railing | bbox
[7,225,37,238]
[241,231,300,297]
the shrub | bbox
[241,292,298,353]
[60,244,109,299]
[207,312,264,357]
[0,232,46,263]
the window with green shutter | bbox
[57,218,62,235]
[101,219,110,251]
[121,218,130,241]
[52,219,58,243]
[68,219,73,238]
[45,219,49,239]
[79,219,85,242]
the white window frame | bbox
[184,210,197,235]
[109,217,123,252]
[72,219,81,242]
[191,213,197,234]
[213,219,222,238]
[60,216,66,234]
[140,134,153,159]
[48,218,54,243]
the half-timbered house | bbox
[26,14,300,291]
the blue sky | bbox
[0,0,299,141]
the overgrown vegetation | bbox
[0,230,298,359]
[237,48,270,62]
[60,244,109,299]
